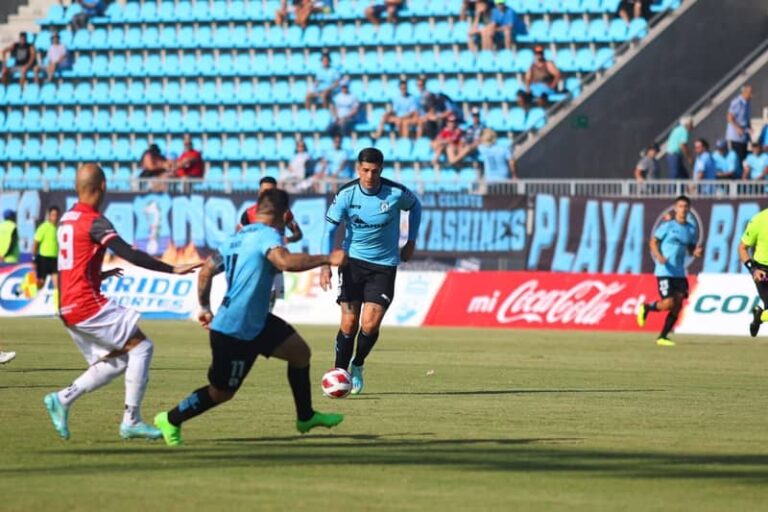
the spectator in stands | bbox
[275,0,328,29]
[139,143,168,179]
[34,33,68,84]
[725,84,752,164]
[327,83,360,138]
[713,139,739,179]
[70,0,107,31]
[282,138,313,191]
[520,45,561,108]
[461,0,492,22]
[633,143,660,182]
[742,140,767,181]
[415,78,445,139]
[665,116,693,179]
[0,210,20,265]
[314,134,352,191]
[693,139,717,181]
[481,0,520,51]
[617,0,651,22]
[464,107,486,147]
[305,51,343,109]
[432,114,465,167]
[174,135,204,179]
[373,79,419,139]
[365,0,404,26]
[477,128,517,181]
[467,1,492,53]
[1,32,36,88]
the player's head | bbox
[645,142,659,158]
[680,115,694,130]
[398,79,408,95]
[75,163,107,209]
[674,195,690,220]
[19,32,27,44]
[48,205,61,224]
[715,139,727,154]
[480,128,497,146]
[750,139,762,154]
[257,188,291,229]
[321,51,330,67]
[259,176,277,193]
[741,84,752,100]
[183,134,194,151]
[3,209,15,222]
[356,147,384,190]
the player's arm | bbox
[267,246,346,272]
[285,215,303,244]
[649,236,666,264]
[399,189,422,262]
[197,251,224,329]
[319,192,347,290]
[3,227,18,259]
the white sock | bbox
[58,356,128,407]
[123,339,154,425]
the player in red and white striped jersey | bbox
[43,163,200,441]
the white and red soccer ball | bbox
[321,368,352,398]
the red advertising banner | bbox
[424,271,697,331]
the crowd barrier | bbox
[1,263,763,337]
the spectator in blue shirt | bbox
[373,79,419,139]
[725,85,752,163]
[665,116,693,179]
[305,52,344,109]
[693,139,717,181]
[70,0,106,31]
[327,83,360,137]
[712,139,739,179]
[316,135,353,183]
[477,128,517,182]
[365,0,404,26]
[481,0,518,51]
[742,141,767,181]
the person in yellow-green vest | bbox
[33,206,61,292]
[0,209,20,265]
[739,207,768,337]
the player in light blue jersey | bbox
[637,195,702,347]
[320,147,422,394]
[154,189,347,446]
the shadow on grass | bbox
[366,388,664,397]
[16,435,768,483]
[0,384,59,390]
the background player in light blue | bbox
[154,189,347,446]
[637,195,703,347]
[320,147,421,394]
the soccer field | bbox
[1,318,766,511]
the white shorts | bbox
[65,299,141,365]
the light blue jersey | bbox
[653,220,697,278]
[323,178,421,266]
[211,223,284,340]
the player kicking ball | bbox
[637,195,702,346]
[320,147,422,394]
[738,207,768,336]
[43,164,201,441]
[154,188,346,447]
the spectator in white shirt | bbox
[34,33,68,84]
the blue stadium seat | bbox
[595,47,614,69]
[237,81,256,104]
[394,22,414,45]
[588,19,610,42]
[146,81,163,102]
[555,48,576,72]
[73,82,91,104]
[24,140,42,163]
[128,82,145,104]
[628,18,649,39]
[158,1,176,22]
[650,0,681,12]
[201,80,217,102]
[139,1,157,22]
[95,138,113,161]
[603,0,623,11]
[41,3,64,24]
[566,76,582,97]
[127,54,144,77]
[575,47,595,72]
[40,83,57,105]
[107,82,127,105]
[76,138,96,161]
[94,109,111,132]
[56,83,75,105]
[178,26,196,49]
[142,26,160,49]
[549,17,571,43]
[608,18,628,42]
[75,109,94,132]
[107,54,126,76]
[581,0,603,13]
[70,54,91,77]
[236,53,254,76]
[276,137,296,160]
[130,109,147,132]
[569,18,589,42]
[237,109,256,131]
[5,165,25,187]
[40,110,58,132]
[59,138,77,160]
[205,139,224,161]
[122,2,141,22]
[175,0,194,22]
[42,166,60,186]
[514,48,534,72]
[70,28,89,51]
[114,138,133,161]
[110,109,130,133]
[21,83,40,104]
[5,110,23,132]
[518,19,549,43]
[125,27,142,50]
[525,108,547,131]
[184,109,202,132]
[507,107,526,132]
[202,109,221,131]
[181,81,200,103]
[392,138,412,162]
[222,138,241,159]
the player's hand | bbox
[101,267,124,280]
[198,309,213,330]
[693,246,703,258]
[319,265,333,291]
[753,269,767,283]
[657,256,667,265]
[400,240,416,262]
[328,249,347,267]
[173,262,203,275]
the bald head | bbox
[76,163,107,208]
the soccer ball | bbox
[321,368,352,399]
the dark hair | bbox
[259,176,277,186]
[20,32,27,39]
[675,195,690,205]
[399,79,408,87]
[695,138,709,150]
[357,147,384,166]
[48,205,61,213]
[258,188,290,215]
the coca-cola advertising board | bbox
[423,271,691,331]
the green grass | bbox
[1,318,767,511]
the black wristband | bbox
[745,259,755,271]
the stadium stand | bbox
[0,0,681,191]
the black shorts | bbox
[657,277,689,299]
[35,256,58,281]
[337,257,397,308]
[208,314,296,391]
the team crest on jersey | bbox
[380,201,390,212]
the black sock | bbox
[167,386,218,426]
[352,330,379,367]
[646,301,659,312]
[334,330,355,369]
[660,312,678,339]
[288,365,314,422]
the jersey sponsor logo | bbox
[349,214,392,229]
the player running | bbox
[738,207,768,336]
[637,195,702,346]
[240,176,303,311]
[154,188,346,447]
[43,164,200,441]
[320,147,422,394]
